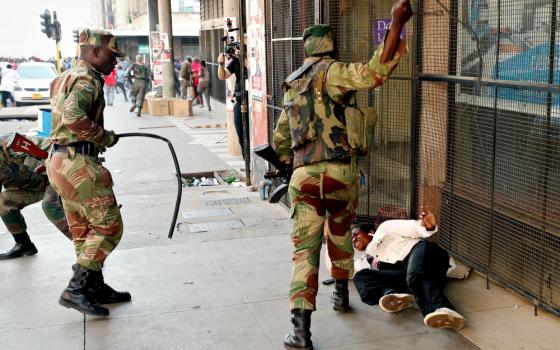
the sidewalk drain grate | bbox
[188,220,244,232]
[204,197,250,206]
[182,208,232,219]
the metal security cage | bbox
[417,0,560,315]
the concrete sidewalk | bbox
[0,97,559,349]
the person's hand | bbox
[217,53,226,64]
[420,205,437,231]
[391,0,413,26]
[107,132,119,148]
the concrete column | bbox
[158,0,175,98]
[148,0,158,31]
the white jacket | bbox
[0,69,19,93]
[365,219,437,264]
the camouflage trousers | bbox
[0,185,70,239]
[288,159,359,311]
[130,81,146,108]
[47,153,123,271]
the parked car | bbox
[13,62,57,106]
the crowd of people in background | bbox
[176,56,211,111]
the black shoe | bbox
[136,110,141,117]
[89,270,131,304]
[0,242,38,260]
[331,279,349,311]
[130,104,136,112]
[283,309,313,350]
[59,266,109,316]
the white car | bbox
[14,62,57,106]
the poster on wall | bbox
[456,0,559,114]
[248,0,268,147]
[150,31,163,87]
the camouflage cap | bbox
[303,24,335,56]
[78,29,126,58]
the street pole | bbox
[238,2,251,186]
[157,0,175,98]
[55,41,62,74]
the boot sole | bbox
[0,248,38,260]
[58,298,109,317]
[283,344,313,350]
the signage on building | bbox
[373,19,406,46]
[247,0,268,148]
[138,45,150,54]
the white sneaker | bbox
[378,293,414,313]
[424,307,465,331]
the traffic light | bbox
[72,30,79,43]
[40,9,52,38]
[52,11,61,42]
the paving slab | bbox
[0,323,84,350]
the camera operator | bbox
[217,50,247,160]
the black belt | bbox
[332,157,352,164]
[53,142,99,157]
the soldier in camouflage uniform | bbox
[47,29,129,317]
[127,54,151,117]
[274,1,413,349]
[0,134,70,260]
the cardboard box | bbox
[172,98,193,117]
[147,98,169,116]
[141,99,148,114]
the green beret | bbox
[303,25,333,40]
[303,25,335,56]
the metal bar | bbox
[271,37,303,41]
[486,0,503,289]
[409,0,422,219]
[420,73,560,93]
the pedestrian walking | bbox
[0,64,19,107]
[191,57,201,105]
[127,55,150,117]
[116,66,128,101]
[179,56,192,99]
[104,68,117,106]
[195,60,211,111]
[0,134,71,260]
[47,29,130,317]
[271,1,413,348]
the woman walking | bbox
[196,60,211,111]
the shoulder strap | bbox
[284,57,323,84]
[313,59,336,102]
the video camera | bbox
[222,17,240,57]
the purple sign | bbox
[374,19,406,45]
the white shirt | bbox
[364,219,438,264]
[0,68,19,93]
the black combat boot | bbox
[59,265,109,316]
[136,109,141,117]
[331,279,349,311]
[130,103,136,112]
[283,309,313,350]
[89,270,131,304]
[0,233,38,260]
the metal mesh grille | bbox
[328,0,414,221]
[418,0,560,315]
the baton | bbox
[117,133,182,239]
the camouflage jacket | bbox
[0,134,49,190]
[127,63,151,82]
[50,60,116,148]
[273,42,405,169]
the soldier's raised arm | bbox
[326,0,413,91]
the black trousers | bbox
[353,240,453,316]
[233,100,245,160]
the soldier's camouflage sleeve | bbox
[326,40,407,94]
[272,109,293,165]
[63,78,114,146]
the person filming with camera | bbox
[216,46,247,160]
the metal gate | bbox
[417,0,560,315]
[263,0,560,315]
